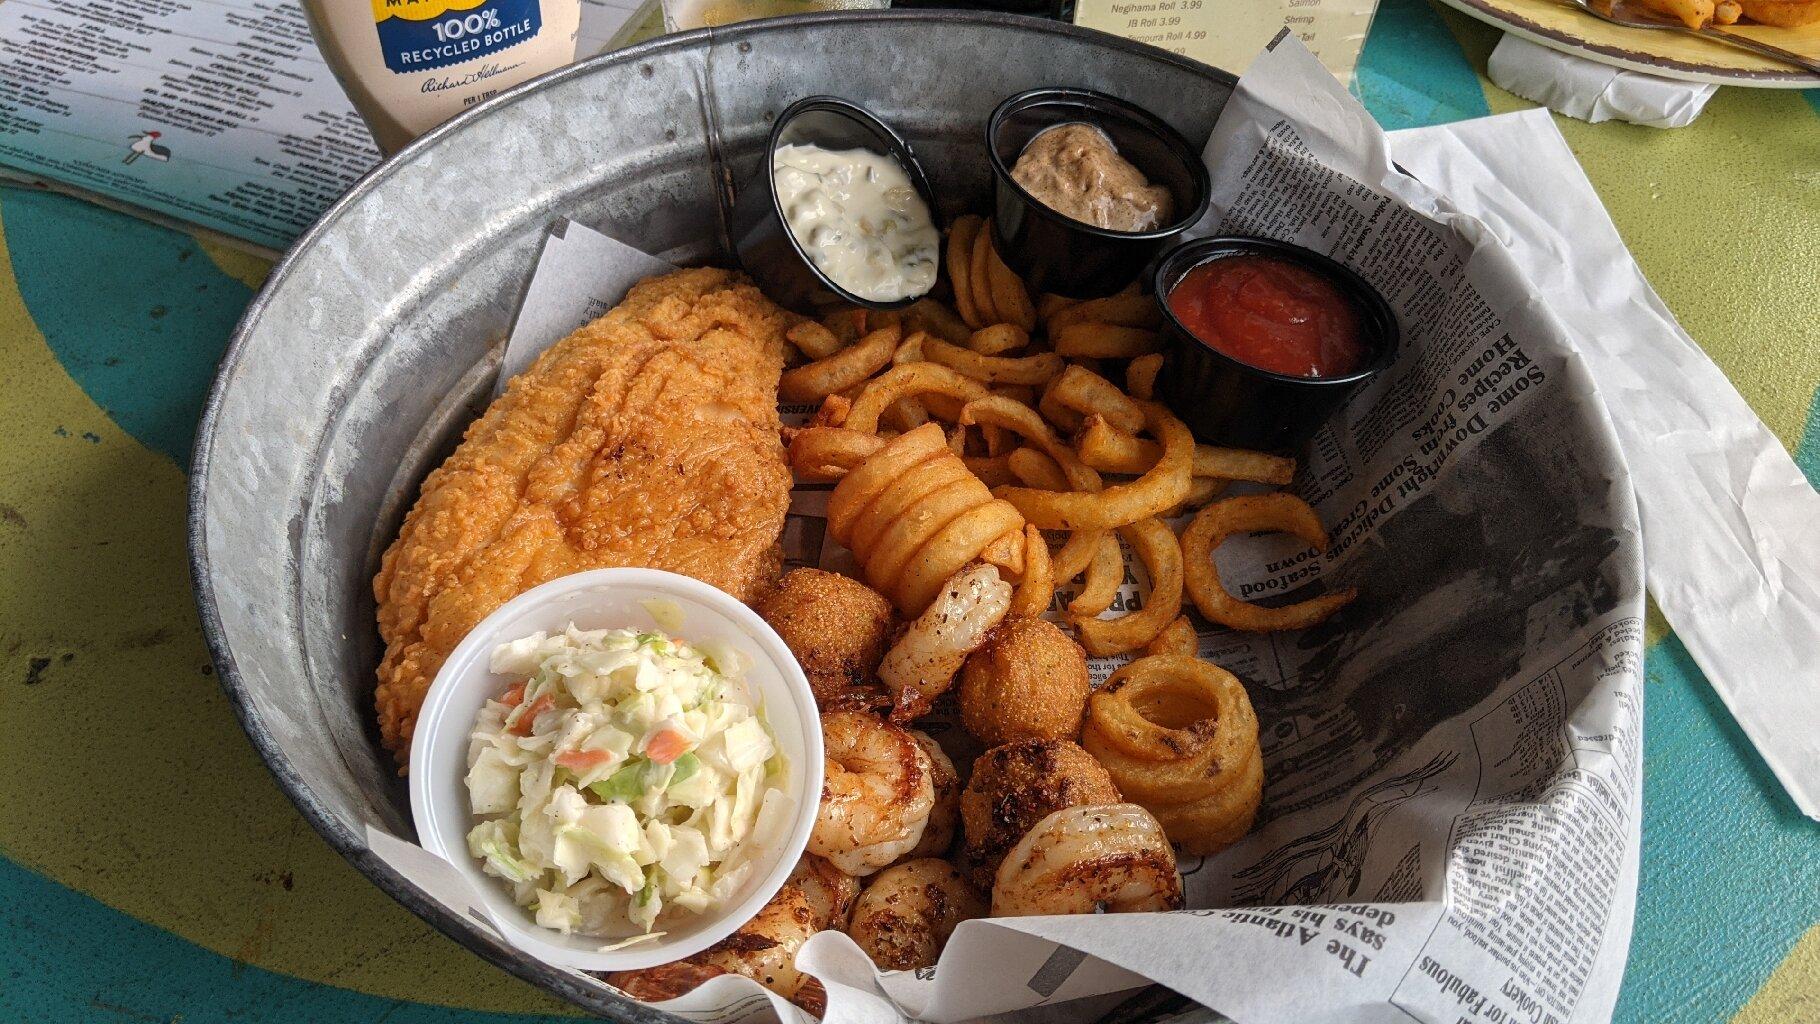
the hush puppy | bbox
[959,617,1090,745]
[758,568,895,708]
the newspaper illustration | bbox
[399,33,1649,1024]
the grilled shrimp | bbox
[607,884,820,1008]
[790,853,860,931]
[908,730,961,858]
[608,960,728,1003]
[846,858,986,971]
[960,739,1121,888]
[811,710,935,875]
[991,803,1183,917]
[878,563,1013,722]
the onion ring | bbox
[1181,493,1356,632]
[1080,655,1258,805]
[1087,655,1242,761]
[1146,745,1263,856]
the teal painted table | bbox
[1,2,1816,1020]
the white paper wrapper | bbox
[376,31,1814,1024]
[1382,107,1820,819]
[1487,34,1716,128]
[496,219,679,392]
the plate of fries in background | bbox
[1435,0,1820,86]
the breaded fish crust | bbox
[373,268,799,766]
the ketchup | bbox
[1166,255,1367,378]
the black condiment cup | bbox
[986,87,1210,299]
[731,96,939,315]
[1152,236,1398,454]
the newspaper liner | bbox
[385,36,1653,1024]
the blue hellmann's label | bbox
[372,0,543,74]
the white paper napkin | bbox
[1488,33,1718,127]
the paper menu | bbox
[0,0,650,254]
[1072,0,1380,83]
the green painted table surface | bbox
[2,3,1816,1021]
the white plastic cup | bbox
[408,568,823,971]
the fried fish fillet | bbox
[374,267,799,766]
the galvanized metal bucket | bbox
[188,12,1236,1020]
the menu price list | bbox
[1072,0,1379,82]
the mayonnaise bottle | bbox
[303,0,581,154]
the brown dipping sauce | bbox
[1010,123,1174,233]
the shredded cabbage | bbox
[463,624,790,938]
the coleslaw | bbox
[463,624,792,939]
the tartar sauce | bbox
[772,143,939,303]
[464,625,791,940]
